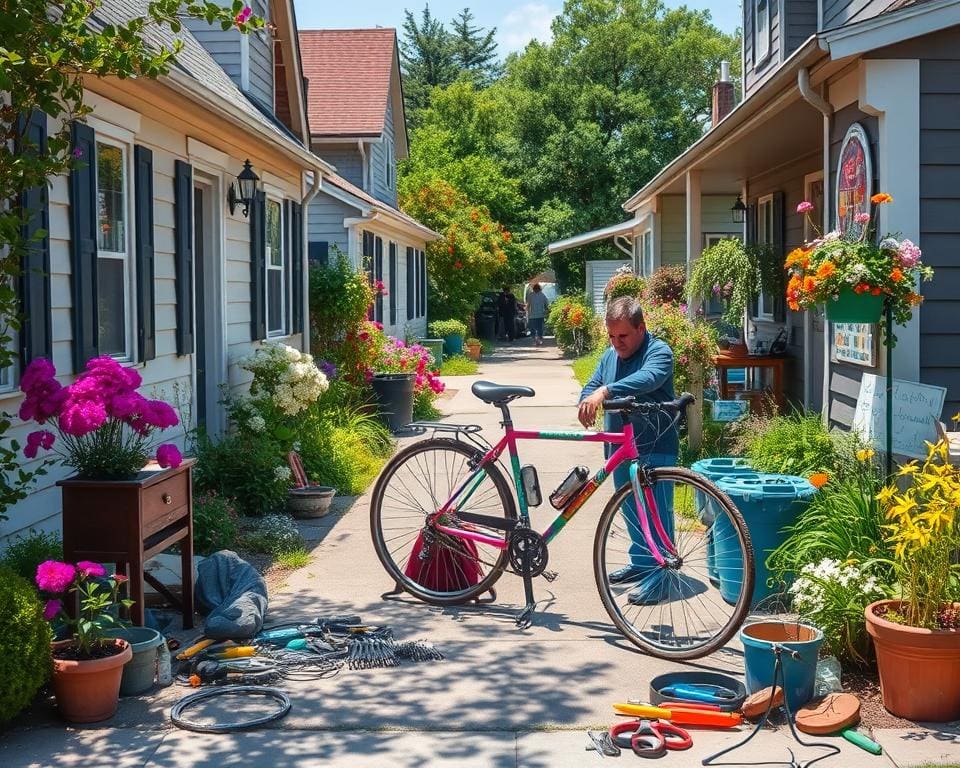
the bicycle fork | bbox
[627,463,677,567]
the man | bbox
[497,285,518,342]
[526,283,549,346]
[579,296,678,605]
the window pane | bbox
[97,144,125,253]
[98,258,126,355]
[268,269,282,332]
[267,200,282,266]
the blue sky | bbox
[293,2,740,54]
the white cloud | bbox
[499,3,558,53]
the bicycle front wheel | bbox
[593,466,754,660]
[370,437,517,606]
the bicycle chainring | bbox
[508,529,549,577]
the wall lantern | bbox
[227,159,260,217]
[731,194,747,224]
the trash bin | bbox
[418,338,444,367]
[371,373,415,433]
[475,311,496,342]
[715,474,818,607]
[690,458,756,587]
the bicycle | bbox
[370,380,755,660]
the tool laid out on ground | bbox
[586,730,621,758]
[648,671,747,713]
[658,683,739,704]
[609,719,693,758]
[613,702,743,728]
[794,693,883,755]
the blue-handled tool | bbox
[659,683,738,703]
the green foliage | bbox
[276,548,310,570]
[193,432,290,517]
[414,390,442,421]
[238,515,304,557]
[440,355,478,376]
[604,266,646,301]
[0,417,47,522]
[644,265,687,306]
[548,295,599,356]
[643,302,717,395]
[191,491,239,556]
[688,239,755,326]
[572,349,604,387]
[0,566,51,723]
[450,8,501,86]
[0,529,62,581]
[429,319,468,338]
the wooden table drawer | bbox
[143,471,189,526]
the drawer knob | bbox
[162,493,173,505]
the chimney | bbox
[712,61,736,127]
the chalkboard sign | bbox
[851,374,947,459]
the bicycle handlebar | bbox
[602,392,696,416]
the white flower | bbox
[273,465,292,481]
[248,415,266,433]
[823,231,840,242]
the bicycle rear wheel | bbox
[593,466,754,660]
[370,437,517,606]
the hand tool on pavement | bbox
[585,730,621,757]
[658,683,738,704]
[795,693,882,755]
[609,719,693,758]
[176,637,216,660]
[613,702,742,728]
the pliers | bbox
[609,719,693,757]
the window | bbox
[755,195,775,320]
[384,141,395,190]
[638,229,653,276]
[389,242,397,325]
[96,139,131,358]
[755,0,770,63]
[0,320,15,392]
[265,198,285,335]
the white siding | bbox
[657,195,743,266]
[585,260,631,314]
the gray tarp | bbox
[194,550,268,639]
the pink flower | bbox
[235,5,252,25]
[36,561,76,593]
[112,574,129,584]
[58,398,107,436]
[897,239,922,268]
[373,321,384,331]
[854,212,871,225]
[109,392,146,420]
[43,599,62,621]
[76,561,107,578]
[23,430,55,459]
[796,201,814,214]
[71,147,83,159]
[143,400,179,429]
[156,443,183,469]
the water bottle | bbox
[157,637,173,687]
[549,466,590,509]
[520,464,542,507]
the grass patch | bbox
[572,349,603,386]
[480,339,495,355]
[276,547,310,569]
[440,354,478,376]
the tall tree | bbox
[399,5,458,120]
[450,8,501,85]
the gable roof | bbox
[298,29,398,139]
[322,172,439,241]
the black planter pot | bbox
[371,373,415,433]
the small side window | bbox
[755,0,770,63]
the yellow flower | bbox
[875,485,897,504]
[897,462,920,477]
[856,448,875,462]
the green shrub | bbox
[0,530,62,581]
[193,432,290,517]
[309,251,375,360]
[0,566,51,723]
[192,491,239,555]
[440,355,477,376]
[604,266,645,301]
[276,548,310,569]
[548,295,599,356]
[429,319,468,338]
[642,302,717,395]
[238,515,304,556]
[644,265,686,306]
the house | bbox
[298,29,439,339]
[551,0,960,431]
[1,0,331,544]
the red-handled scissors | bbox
[609,718,693,757]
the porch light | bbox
[227,159,260,217]
[731,194,747,224]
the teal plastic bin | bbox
[690,458,755,586]
[715,474,818,607]
[741,621,824,711]
[418,338,444,367]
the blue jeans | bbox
[612,452,677,566]
[529,317,545,339]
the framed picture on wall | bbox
[831,322,878,367]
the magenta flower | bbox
[854,212,871,225]
[59,398,108,436]
[156,443,183,469]
[36,561,77,593]
[143,400,179,429]
[898,239,922,268]
[72,147,83,159]
[24,430,56,459]
[76,561,107,578]
[235,6,252,25]
[797,201,814,214]
[43,599,62,621]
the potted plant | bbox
[603,265,646,302]
[788,194,933,338]
[35,560,134,722]
[429,319,468,357]
[370,331,445,432]
[464,337,482,362]
[865,438,960,721]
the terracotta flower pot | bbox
[465,343,481,362]
[865,599,960,722]
[52,638,132,723]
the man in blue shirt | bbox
[579,296,678,605]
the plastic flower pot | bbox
[287,486,336,518]
[825,287,883,324]
[51,638,132,723]
[106,626,163,696]
[443,334,464,356]
[371,373,415,433]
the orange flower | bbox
[809,472,830,489]
[815,261,836,280]
[906,291,924,306]
[788,299,800,311]
[785,247,810,268]
[839,205,847,218]
[871,192,893,205]
[890,267,904,282]
[871,287,882,296]
[787,274,801,291]
[802,276,817,293]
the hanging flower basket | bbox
[825,287,883,324]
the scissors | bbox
[609,719,693,757]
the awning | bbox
[546,218,641,255]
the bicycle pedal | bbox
[541,569,558,582]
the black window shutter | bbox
[69,122,98,372]
[362,230,374,320]
[249,189,267,341]
[17,109,51,364]
[134,146,156,362]
[406,246,415,320]
[173,160,194,356]
[389,242,397,325]
[746,203,759,318]
[289,201,303,335]
[374,236,384,323]
[308,241,328,267]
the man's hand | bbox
[578,386,608,429]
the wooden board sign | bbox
[712,400,749,423]
[852,374,947,459]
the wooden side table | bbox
[711,353,787,411]
[59,458,195,628]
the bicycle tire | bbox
[370,437,518,606]
[593,466,754,660]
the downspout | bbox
[357,140,368,192]
[797,67,833,418]
[300,170,324,353]
[614,235,633,258]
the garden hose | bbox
[170,686,291,733]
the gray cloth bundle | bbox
[194,550,268,639]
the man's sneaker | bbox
[607,564,650,584]
[627,579,665,606]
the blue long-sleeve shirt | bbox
[580,333,679,458]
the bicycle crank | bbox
[508,529,549,578]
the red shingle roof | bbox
[299,29,396,138]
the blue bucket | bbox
[690,458,755,586]
[741,621,823,711]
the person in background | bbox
[497,285,518,342]
[526,283,549,347]
[578,296,678,605]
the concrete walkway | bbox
[3,338,959,767]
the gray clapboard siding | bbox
[743,0,782,97]
[786,0,818,50]
[247,0,273,109]
[307,191,357,259]
[319,148,364,190]
[822,0,898,31]
[370,98,398,206]
[183,20,242,83]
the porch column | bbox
[685,170,702,319]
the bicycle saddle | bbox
[471,381,536,404]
